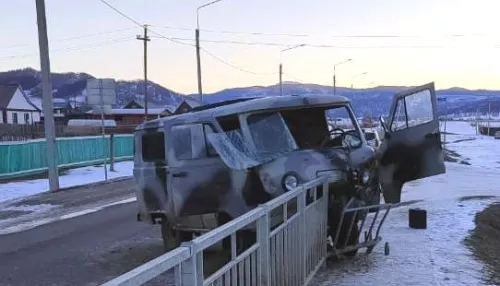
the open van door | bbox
[378,82,446,203]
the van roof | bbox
[137,94,350,130]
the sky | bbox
[1,0,499,95]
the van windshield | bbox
[206,112,298,169]
[206,104,362,170]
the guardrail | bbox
[101,176,331,286]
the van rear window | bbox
[142,131,165,162]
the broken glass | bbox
[206,112,298,169]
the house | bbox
[39,99,74,123]
[0,84,41,125]
[85,108,173,126]
[173,97,202,114]
[53,100,73,118]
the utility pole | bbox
[196,28,203,102]
[196,0,225,103]
[99,80,108,181]
[279,44,306,97]
[35,0,59,191]
[137,25,150,122]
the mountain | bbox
[0,68,187,111]
[1,68,499,118]
[195,82,500,118]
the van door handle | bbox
[172,171,188,178]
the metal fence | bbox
[0,123,137,142]
[101,176,331,286]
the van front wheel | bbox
[161,220,191,252]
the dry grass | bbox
[464,203,500,285]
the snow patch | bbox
[0,161,133,203]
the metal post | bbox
[279,63,283,96]
[488,101,491,136]
[257,209,270,285]
[35,0,59,191]
[109,133,115,172]
[196,28,203,102]
[444,99,447,145]
[99,81,108,181]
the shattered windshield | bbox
[206,112,298,169]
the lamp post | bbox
[350,72,368,89]
[279,44,306,96]
[196,0,225,103]
[333,58,352,94]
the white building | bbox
[0,84,41,124]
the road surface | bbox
[0,200,169,286]
[0,178,229,286]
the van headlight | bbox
[282,173,299,192]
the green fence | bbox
[0,134,134,180]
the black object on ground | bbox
[409,208,427,229]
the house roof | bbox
[124,99,166,109]
[53,101,72,109]
[86,108,171,115]
[0,84,19,109]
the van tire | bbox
[161,221,191,252]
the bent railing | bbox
[101,176,330,286]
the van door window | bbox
[171,124,206,161]
[171,126,193,160]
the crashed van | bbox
[133,82,446,252]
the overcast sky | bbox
[1,0,499,94]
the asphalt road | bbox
[0,201,170,286]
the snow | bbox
[312,121,500,286]
[0,161,133,203]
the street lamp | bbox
[333,58,352,95]
[279,44,306,96]
[196,0,225,103]
[350,72,367,89]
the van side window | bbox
[142,131,166,162]
[171,125,193,160]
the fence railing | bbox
[0,134,133,180]
[101,176,331,286]
[0,123,137,142]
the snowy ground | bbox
[312,121,500,286]
[0,161,133,203]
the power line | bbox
[154,36,500,49]
[96,0,273,75]
[97,0,194,47]
[151,24,499,39]
[98,0,143,27]
[0,27,137,51]
[0,37,134,62]
[200,47,276,75]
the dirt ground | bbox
[465,202,500,285]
